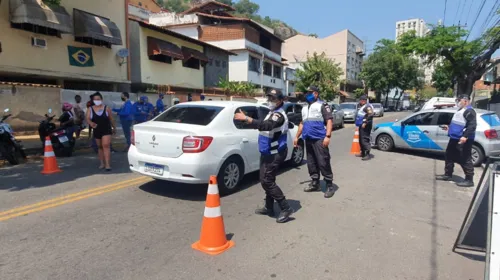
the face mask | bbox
[268,101,277,110]
[93,100,102,106]
[306,93,315,103]
[458,102,465,109]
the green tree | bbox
[398,19,500,97]
[353,88,365,98]
[42,0,60,6]
[218,77,257,97]
[309,33,319,38]
[233,0,259,15]
[295,52,344,101]
[217,0,234,5]
[431,62,454,94]
[164,0,189,12]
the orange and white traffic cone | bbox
[350,128,361,155]
[41,136,62,175]
[192,175,234,255]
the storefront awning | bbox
[181,46,209,64]
[73,9,122,45]
[147,37,184,60]
[9,0,72,33]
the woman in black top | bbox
[86,92,116,171]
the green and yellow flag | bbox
[68,46,94,67]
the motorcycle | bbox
[0,108,27,165]
[38,109,75,157]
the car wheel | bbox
[376,134,394,152]
[289,140,304,167]
[471,144,485,167]
[217,157,243,194]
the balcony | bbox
[355,46,365,57]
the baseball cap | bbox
[266,89,285,100]
[457,95,470,101]
[359,95,368,100]
[307,85,320,92]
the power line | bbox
[465,0,474,25]
[465,0,488,41]
[479,0,500,34]
[453,0,463,25]
[443,0,448,25]
[459,0,468,23]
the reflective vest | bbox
[301,101,326,140]
[355,104,373,127]
[258,108,288,155]
[449,106,475,140]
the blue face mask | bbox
[306,92,315,103]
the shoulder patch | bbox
[272,113,281,121]
[324,104,331,112]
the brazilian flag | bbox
[68,46,94,67]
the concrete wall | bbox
[204,47,229,87]
[0,0,128,84]
[129,21,142,84]
[228,51,249,82]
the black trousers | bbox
[359,125,372,155]
[260,148,289,210]
[444,139,474,179]
[305,139,334,182]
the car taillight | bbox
[182,136,213,153]
[484,129,498,139]
[131,130,135,145]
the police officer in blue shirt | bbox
[112,92,134,147]
[133,96,154,123]
[234,90,293,223]
[436,95,477,187]
[355,95,374,161]
[156,93,165,116]
[294,86,336,198]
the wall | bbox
[228,51,249,82]
[0,0,128,84]
[199,24,245,41]
[139,26,204,89]
[167,25,199,39]
[204,47,229,87]
[244,25,282,55]
[129,21,142,84]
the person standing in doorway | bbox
[355,95,374,161]
[294,86,336,198]
[113,92,133,148]
[436,95,477,187]
[86,92,116,171]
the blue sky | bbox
[253,0,499,52]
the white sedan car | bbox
[128,101,305,193]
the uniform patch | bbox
[272,113,280,121]
[367,107,373,113]
[325,105,331,112]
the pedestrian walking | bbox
[233,90,293,223]
[355,95,374,161]
[113,92,134,148]
[294,86,337,198]
[73,95,86,139]
[436,95,477,187]
[86,92,116,171]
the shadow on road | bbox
[0,152,133,192]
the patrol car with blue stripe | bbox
[371,107,500,166]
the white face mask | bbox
[93,100,102,106]
[268,101,277,110]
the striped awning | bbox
[147,37,184,60]
[73,9,122,45]
[9,0,72,33]
[181,46,209,64]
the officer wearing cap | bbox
[436,95,477,187]
[355,95,374,160]
[233,89,294,223]
[294,86,337,198]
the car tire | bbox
[376,134,394,152]
[472,144,485,167]
[217,156,244,194]
[289,140,305,167]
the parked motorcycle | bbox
[38,109,75,157]
[0,108,27,165]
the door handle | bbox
[423,130,429,134]
[242,138,249,143]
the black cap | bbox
[307,85,320,92]
[359,95,368,100]
[458,95,470,101]
[266,89,285,100]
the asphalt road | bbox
[0,112,485,280]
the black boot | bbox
[456,176,474,187]
[324,182,337,198]
[435,174,453,181]
[304,180,320,192]
[362,151,371,161]
[276,200,293,223]
[255,196,275,216]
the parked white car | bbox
[128,101,305,193]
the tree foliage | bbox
[295,52,344,102]
[233,0,259,15]
[353,88,365,98]
[42,0,60,6]
[218,77,257,97]
[432,62,454,93]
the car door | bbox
[233,106,261,171]
[434,112,454,150]
[332,104,343,126]
[399,112,435,150]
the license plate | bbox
[58,136,69,143]
[144,163,164,176]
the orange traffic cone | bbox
[41,136,62,175]
[192,175,234,255]
[350,128,361,155]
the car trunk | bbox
[134,123,201,158]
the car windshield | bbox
[154,105,224,126]
[340,104,356,110]
[372,104,381,108]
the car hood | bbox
[343,109,356,113]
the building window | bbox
[273,65,282,79]
[183,59,200,70]
[222,61,227,68]
[263,62,272,76]
[149,54,172,64]
[249,56,261,72]
[215,60,221,67]
[260,34,271,50]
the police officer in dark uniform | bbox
[436,95,477,187]
[294,86,336,198]
[233,90,293,223]
[355,95,374,161]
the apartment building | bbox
[283,30,365,94]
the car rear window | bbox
[154,105,224,126]
[481,113,500,127]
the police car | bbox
[371,107,500,166]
